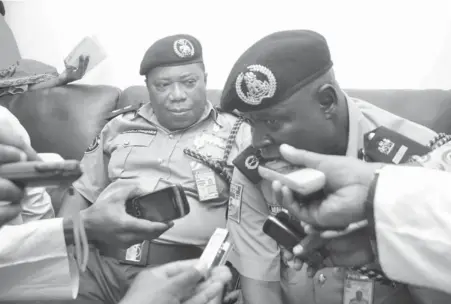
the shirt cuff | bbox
[373,165,451,293]
[0,219,79,300]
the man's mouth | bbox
[169,109,190,114]
[259,147,281,161]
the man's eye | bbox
[156,83,169,89]
[265,119,278,125]
[185,79,197,85]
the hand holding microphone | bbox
[258,144,383,269]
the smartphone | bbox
[263,215,304,250]
[258,166,326,196]
[126,184,190,223]
[275,210,306,239]
[0,160,83,188]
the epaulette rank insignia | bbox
[232,145,262,184]
[106,103,143,120]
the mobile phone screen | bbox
[135,188,180,222]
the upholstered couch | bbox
[1,83,451,214]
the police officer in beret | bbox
[221,30,447,304]
[59,34,250,303]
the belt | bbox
[97,241,203,267]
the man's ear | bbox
[317,84,338,119]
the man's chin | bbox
[260,156,281,162]
[259,148,281,161]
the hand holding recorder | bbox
[264,144,379,270]
[268,144,383,228]
[0,143,29,227]
[121,259,231,304]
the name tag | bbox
[227,183,243,223]
[122,129,157,135]
[191,161,219,202]
[343,271,374,304]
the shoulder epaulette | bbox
[214,106,249,121]
[215,106,237,116]
[106,103,143,120]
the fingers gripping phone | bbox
[125,184,190,223]
[263,211,307,251]
[0,160,83,188]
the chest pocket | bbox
[109,132,156,179]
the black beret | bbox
[220,30,333,112]
[140,34,203,76]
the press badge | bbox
[343,271,374,304]
[227,183,243,223]
[191,161,219,202]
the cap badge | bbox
[173,39,195,58]
[235,65,277,106]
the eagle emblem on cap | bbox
[173,39,195,58]
[235,65,277,106]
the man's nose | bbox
[252,127,272,149]
[169,83,187,101]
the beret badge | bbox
[173,38,195,58]
[235,65,277,106]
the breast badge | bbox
[85,134,100,153]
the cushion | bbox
[1,84,121,160]
[346,89,451,134]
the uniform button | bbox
[317,273,327,285]
[124,141,130,146]
[169,134,174,139]
[157,158,164,164]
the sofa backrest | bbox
[120,85,451,134]
[2,84,451,161]
[0,84,121,160]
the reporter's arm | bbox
[373,165,451,294]
[0,219,79,301]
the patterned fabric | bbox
[184,116,245,185]
[0,59,58,97]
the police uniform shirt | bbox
[73,101,251,246]
[226,94,438,304]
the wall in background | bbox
[4,0,451,90]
